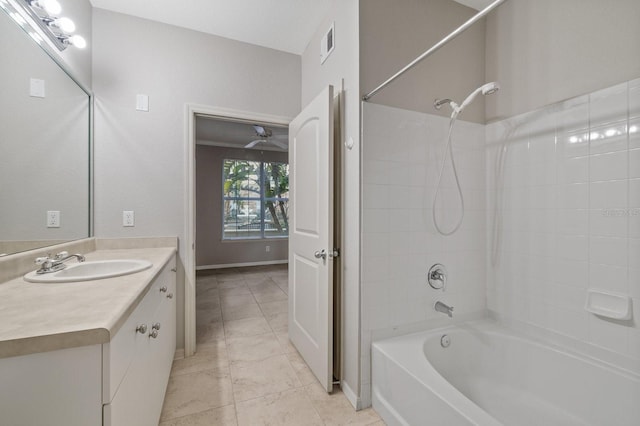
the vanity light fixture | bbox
[8,0,86,51]
[29,0,59,14]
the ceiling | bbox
[453,0,495,10]
[89,1,492,55]
[89,0,332,55]
[196,116,288,151]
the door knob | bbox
[314,250,327,260]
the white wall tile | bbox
[554,258,589,288]
[589,263,628,294]
[590,151,628,182]
[589,209,628,238]
[588,315,628,354]
[630,149,640,179]
[363,209,389,233]
[557,235,589,261]
[590,237,628,267]
[589,180,628,209]
[551,307,589,341]
[557,183,589,210]
[630,118,640,150]
[363,184,389,209]
[363,160,389,184]
[557,209,588,236]
[557,156,588,184]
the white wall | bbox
[486,79,640,371]
[195,145,288,267]
[300,0,361,408]
[360,0,486,123]
[486,0,640,121]
[92,8,301,349]
[361,102,486,407]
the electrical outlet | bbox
[265,245,271,253]
[47,211,60,228]
[123,210,135,227]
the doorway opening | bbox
[184,105,292,357]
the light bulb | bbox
[68,34,86,48]
[31,0,61,14]
[53,17,75,33]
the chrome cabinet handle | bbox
[152,322,161,331]
[160,286,168,293]
[136,324,148,334]
[314,250,327,260]
[167,293,174,299]
[149,330,159,339]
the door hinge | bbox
[330,248,340,258]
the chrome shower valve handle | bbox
[428,264,447,291]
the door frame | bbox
[184,103,292,357]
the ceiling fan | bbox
[244,125,288,150]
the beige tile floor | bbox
[159,265,385,426]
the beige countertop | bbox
[0,247,176,359]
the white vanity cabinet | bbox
[0,252,176,426]
[103,255,177,425]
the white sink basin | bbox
[24,259,153,283]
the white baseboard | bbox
[196,260,288,270]
[341,380,361,410]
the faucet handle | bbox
[35,256,50,265]
[53,251,69,260]
[428,264,447,291]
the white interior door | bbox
[288,85,334,392]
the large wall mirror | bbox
[0,5,91,256]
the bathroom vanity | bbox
[0,241,177,426]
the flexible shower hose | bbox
[432,111,465,236]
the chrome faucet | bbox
[435,301,454,318]
[35,251,85,274]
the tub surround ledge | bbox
[0,238,177,359]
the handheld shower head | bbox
[481,82,500,95]
[457,81,500,112]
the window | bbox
[222,159,289,240]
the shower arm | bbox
[361,0,507,102]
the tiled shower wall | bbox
[486,79,640,368]
[361,103,486,405]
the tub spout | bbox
[435,301,454,318]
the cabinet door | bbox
[0,345,102,426]
[147,259,177,422]
[104,255,176,426]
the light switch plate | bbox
[136,94,149,112]
[30,78,45,98]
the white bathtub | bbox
[372,321,640,426]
